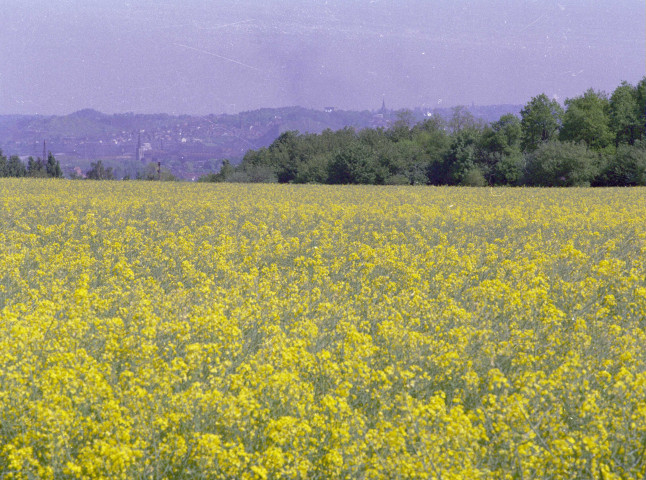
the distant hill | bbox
[0,104,522,142]
[0,104,522,179]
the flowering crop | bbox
[1,179,645,479]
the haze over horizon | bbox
[1,0,643,116]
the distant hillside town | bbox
[0,104,520,180]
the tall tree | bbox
[267,130,303,183]
[387,109,414,142]
[520,94,564,152]
[635,77,646,142]
[46,152,63,178]
[0,150,6,177]
[27,156,47,177]
[380,140,428,184]
[484,114,522,155]
[443,128,481,185]
[609,81,640,145]
[479,114,523,184]
[7,156,27,177]
[560,89,613,150]
[412,116,451,159]
[86,160,114,180]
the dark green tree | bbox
[218,159,235,180]
[520,94,564,152]
[481,114,522,155]
[0,151,6,176]
[27,156,47,177]
[294,153,334,183]
[492,151,524,185]
[7,156,27,177]
[412,116,451,156]
[597,143,646,186]
[269,130,300,183]
[560,89,613,150]
[443,128,481,185]
[86,160,114,180]
[524,140,600,186]
[461,166,488,186]
[377,140,428,185]
[327,143,379,184]
[636,77,646,141]
[358,127,389,150]
[478,114,523,184]
[610,81,641,145]
[241,147,269,169]
[238,164,277,183]
[387,109,414,142]
[411,117,451,184]
[46,152,63,178]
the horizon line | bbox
[0,103,526,118]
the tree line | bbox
[0,153,178,181]
[201,78,646,187]
[0,152,62,178]
[78,160,177,181]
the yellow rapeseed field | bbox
[1,179,645,479]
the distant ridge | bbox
[0,104,522,179]
[0,104,522,141]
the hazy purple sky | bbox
[1,0,643,115]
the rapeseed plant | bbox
[0,179,645,478]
